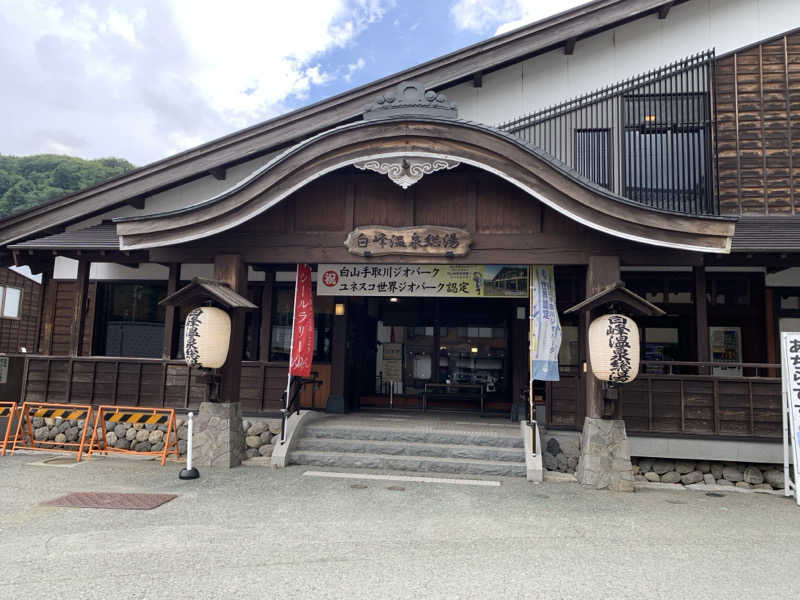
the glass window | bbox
[94,282,166,357]
[1,286,20,318]
[269,286,332,362]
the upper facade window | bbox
[0,285,21,319]
[498,51,716,216]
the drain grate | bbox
[42,492,177,510]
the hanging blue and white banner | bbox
[530,265,562,381]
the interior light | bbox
[389,297,399,303]
[643,114,656,122]
[471,347,479,353]
[334,303,345,316]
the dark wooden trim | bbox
[38,263,55,355]
[657,2,672,19]
[765,287,777,376]
[564,37,577,55]
[472,72,483,87]
[70,259,89,357]
[329,297,348,406]
[161,263,180,359]
[209,167,227,181]
[214,254,247,404]
[259,271,275,362]
[694,266,709,363]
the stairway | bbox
[288,414,526,477]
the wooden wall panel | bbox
[0,268,42,354]
[354,173,406,226]
[413,173,468,227]
[715,32,800,215]
[292,177,347,231]
[47,281,95,356]
[475,174,540,233]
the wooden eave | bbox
[159,278,257,310]
[113,117,735,254]
[0,0,677,247]
[565,281,666,316]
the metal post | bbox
[179,412,199,480]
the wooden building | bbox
[1,0,798,457]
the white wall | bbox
[53,258,265,282]
[446,0,796,126]
[65,153,275,232]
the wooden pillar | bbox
[162,263,180,359]
[38,261,55,355]
[584,256,620,419]
[694,266,709,365]
[328,297,348,411]
[259,271,275,362]
[70,259,90,357]
[765,287,777,376]
[214,254,246,404]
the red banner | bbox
[289,264,314,377]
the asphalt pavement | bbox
[1,452,799,599]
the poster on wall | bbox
[381,342,403,382]
[317,264,528,298]
[530,265,562,382]
[780,332,800,504]
[709,326,742,377]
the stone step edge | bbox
[301,426,524,447]
[294,438,525,462]
[289,450,528,469]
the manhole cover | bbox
[42,492,177,510]
[350,484,367,489]
[387,486,405,491]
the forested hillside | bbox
[0,154,135,219]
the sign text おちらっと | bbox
[317,264,528,298]
[781,332,800,504]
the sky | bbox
[0,0,591,167]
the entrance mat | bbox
[42,492,177,510]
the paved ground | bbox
[1,452,799,599]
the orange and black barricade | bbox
[11,402,93,462]
[88,406,179,466]
[0,401,18,456]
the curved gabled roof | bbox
[113,115,734,253]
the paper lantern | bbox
[184,307,231,369]
[588,314,640,383]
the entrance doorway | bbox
[355,297,520,414]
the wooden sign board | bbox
[344,226,471,257]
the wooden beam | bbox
[162,263,180,359]
[564,37,577,55]
[765,288,777,376]
[584,255,620,420]
[70,259,90,357]
[328,297,349,411]
[694,266,709,363]
[38,261,55,355]
[214,254,247,404]
[657,2,672,19]
[127,198,146,210]
[209,167,227,181]
[472,72,483,87]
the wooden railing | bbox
[18,355,327,414]
[547,361,782,440]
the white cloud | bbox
[0,0,391,165]
[344,57,367,82]
[450,0,592,36]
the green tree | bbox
[0,154,136,218]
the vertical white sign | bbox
[780,332,800,504]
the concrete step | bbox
[301,425,523,448]
[294,437,526,462]
[289,450,527,477]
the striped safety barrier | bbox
[88,406,179,466]
[11,402,93,462]
[0,401,17,456]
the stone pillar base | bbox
[192,402,244,468]
[576,417,634,492]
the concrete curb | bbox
[520,420,543,482]
[271,410,324,468]
[634,480,785,496]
